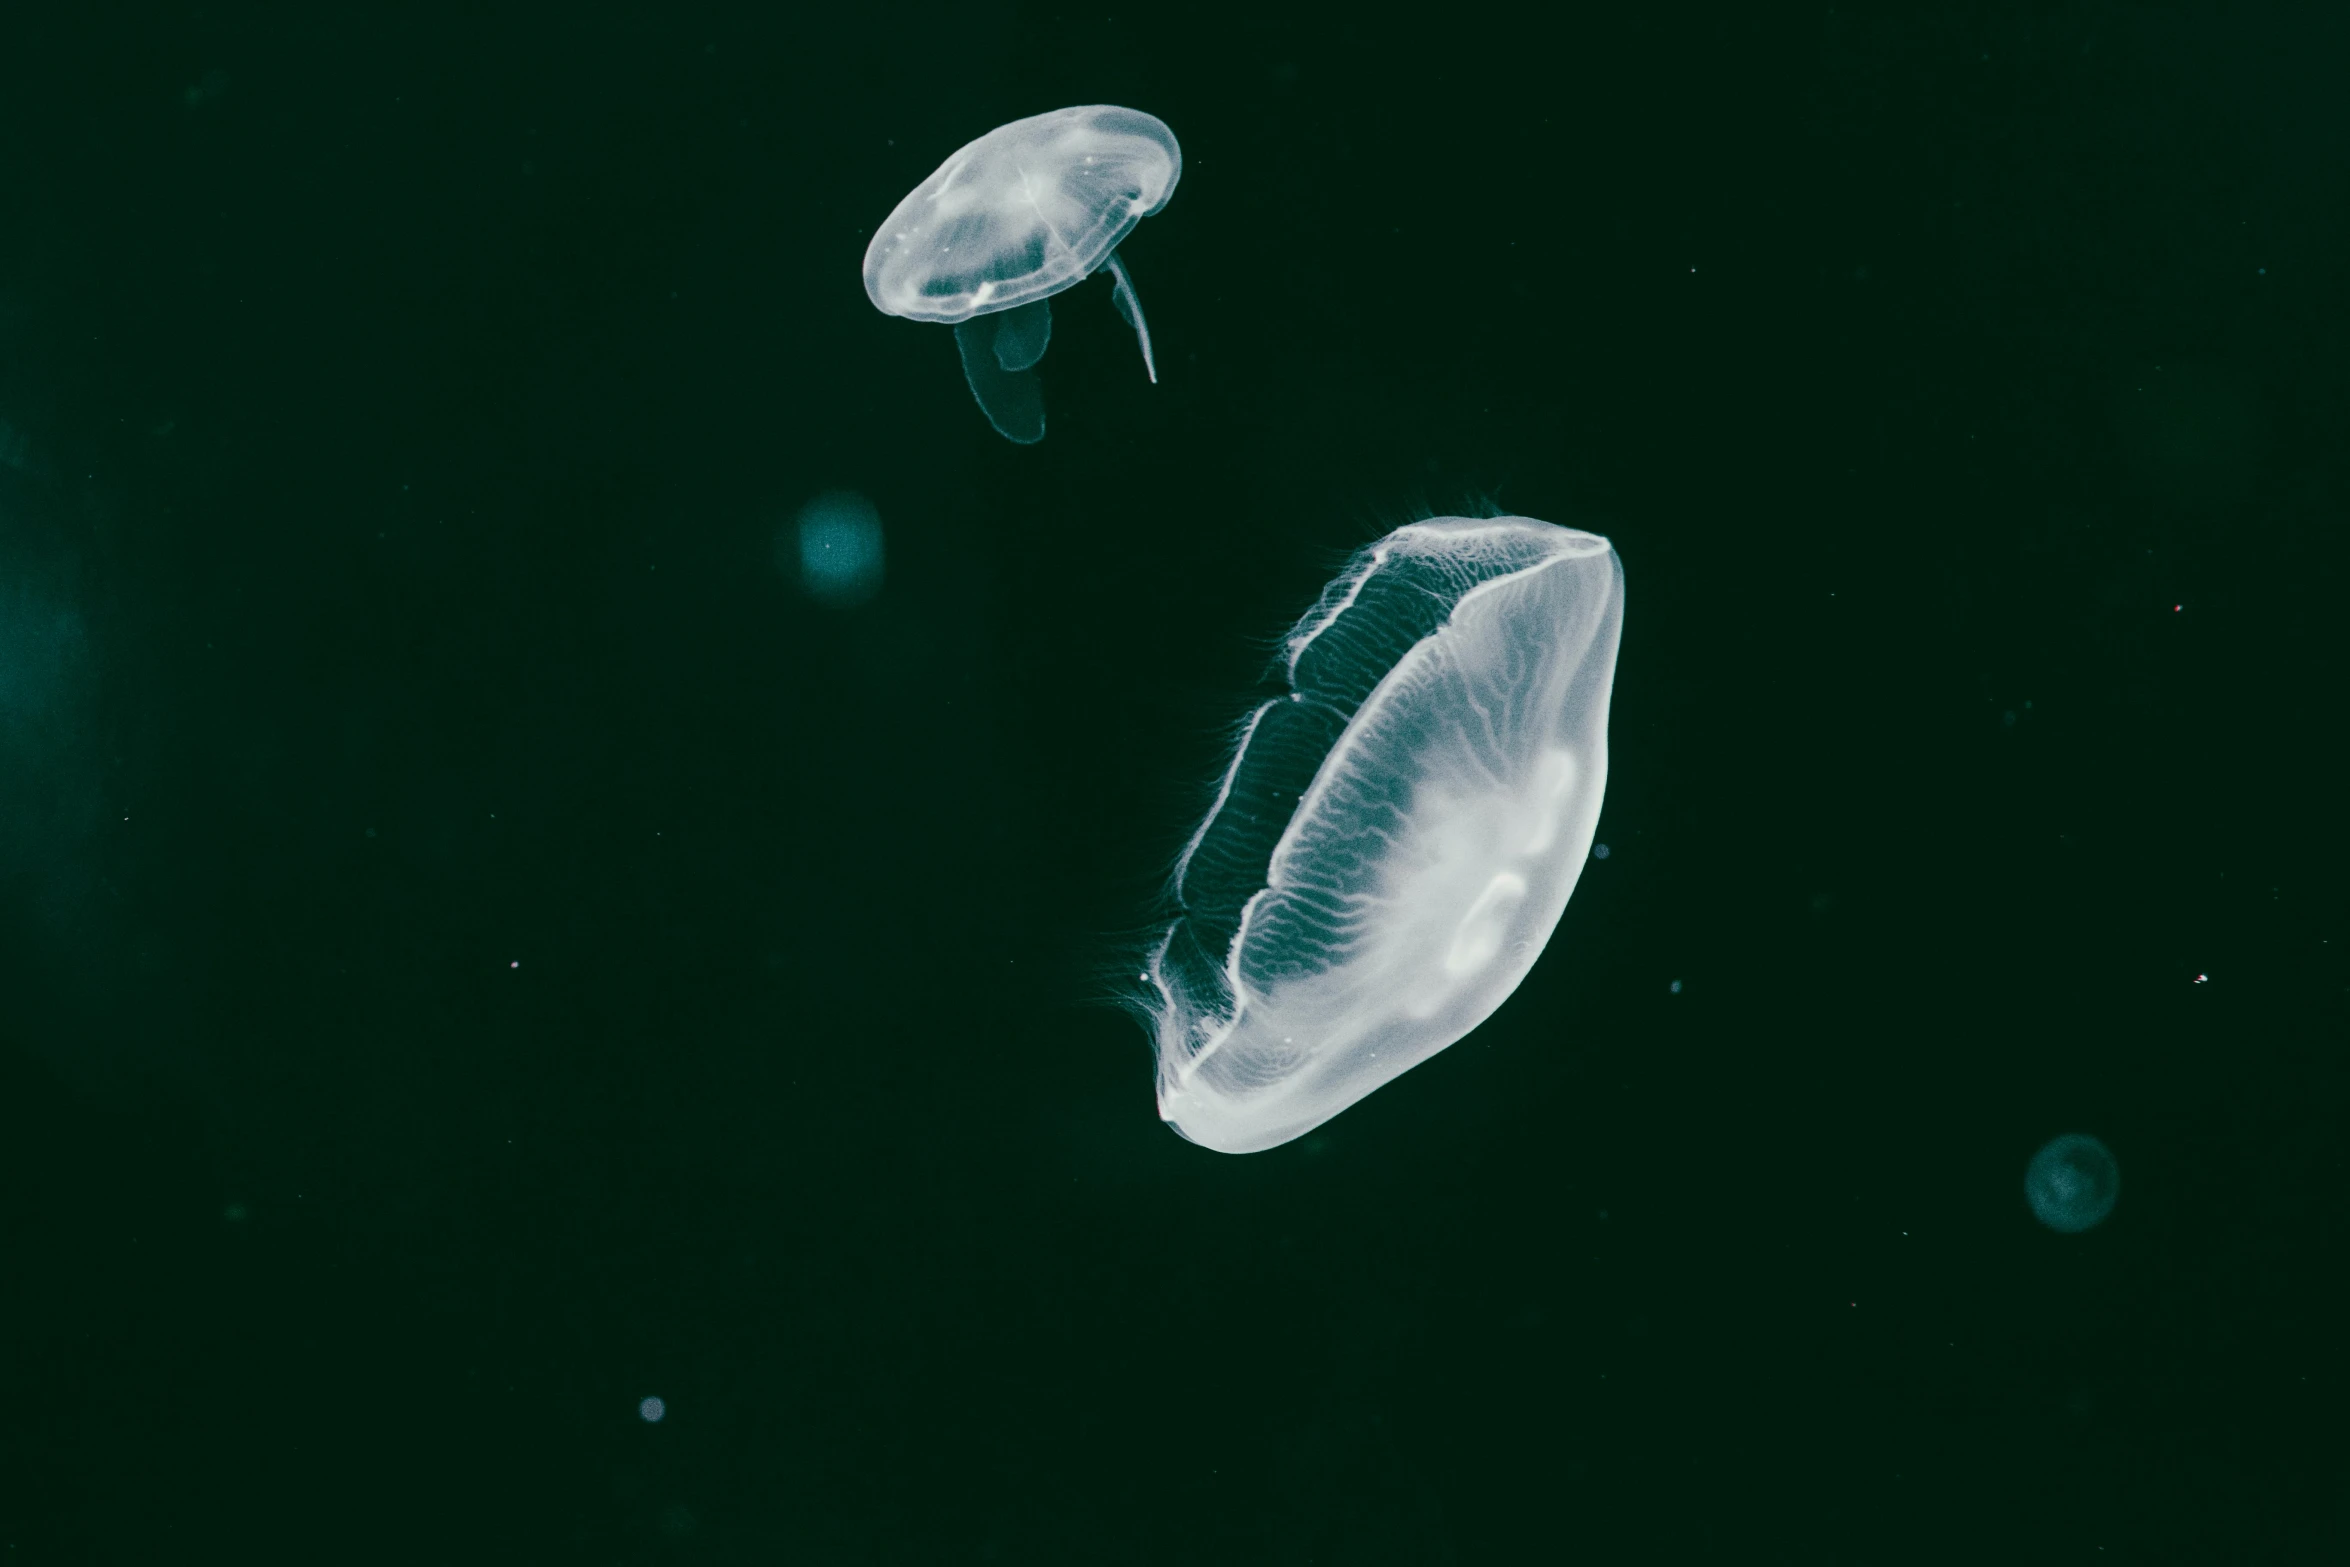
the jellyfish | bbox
[1140,518,1626,1154]
[861,106,1181,444]
[2025,1134,2120,1233]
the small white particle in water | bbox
[1669,980,1683,994]
[639,1396,666,1423]
[1592,842,1610,860]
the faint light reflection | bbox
[789,490,885,607]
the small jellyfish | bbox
[1140,518,1626,1154]
[789,490,885,607]
[861,106,1181,444]
[2025,1134,2120,1232]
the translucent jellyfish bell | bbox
[1142,518,1627,1154]
[861,106,1181,444]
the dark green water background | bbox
[3,4,2344,1560]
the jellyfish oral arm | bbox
[1103,251,1158,383]
[953,318,1046,444]
[991,297,1053,373]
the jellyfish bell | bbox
[1141,518,1626,1154]
[860,105,1179,332]
[861,105,1181,444]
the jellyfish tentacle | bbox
[1103,251,1157,384]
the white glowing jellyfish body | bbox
[861,105,1179,324]
[860,106,1180,443]
[1145,518,1626,1154]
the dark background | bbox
[3,3,2344,1560]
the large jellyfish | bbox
[861,106,1180,444]
[1141,518,1626,1154]
[2025,1134,2120,1233]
